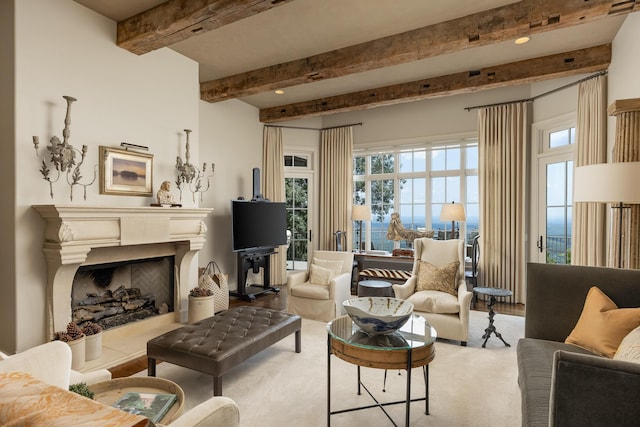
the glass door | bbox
[537,153,573,264]
[285,174,312,270]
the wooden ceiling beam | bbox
[259,44,611,123]
[117,0,295,55]
[202,0,635,103]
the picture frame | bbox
[99,146,153,196]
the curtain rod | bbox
[464,71,608,111]
[263,122,362,131]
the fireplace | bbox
[72,256,175,331]
[32,205,213,340]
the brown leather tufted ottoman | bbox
[147,306,301,396]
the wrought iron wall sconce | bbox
[175,129,214,202]
[32,95,97,201]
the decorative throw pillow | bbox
[614,325,640,364]
[308,264,335,285]
[312,258,343,276]
[416,260,459,296]
[565,286,640,358]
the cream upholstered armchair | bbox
[287,250,355,322]
[393,238,473,346]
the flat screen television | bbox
[231,200,287,252]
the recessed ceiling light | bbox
[515,36,530,45]
[275,89,284,95]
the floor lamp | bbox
[574,162,640,268]
[352,205,371,253]
[440,202,466,240]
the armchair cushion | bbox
[407,290,460,314]
[312,258,344,275]
[290,283,330,300]
[416,260,459,295]
[564,286,640,358]
[309,264,336,285]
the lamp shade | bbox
[352,205,371,221]
[573,162,640,203]
[440,203,466,222]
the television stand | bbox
[230,249,280,301]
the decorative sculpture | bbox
[32,95,97,200]
[386,212,434,241]
[175,129,214,202]
[156,180,177,205]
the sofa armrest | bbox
[392,276,417,300]
[549,350,640,427]
[161,396,239,427]
[0,341,72,389]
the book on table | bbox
[113,391,177,423]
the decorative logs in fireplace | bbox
[72,285,169,331]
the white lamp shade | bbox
[352,205,371,221]
[440,203,466,222]
[573,162,640,203]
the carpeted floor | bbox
[136,310,524,426]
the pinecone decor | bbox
[81,322,102,336]
[189,286,213,297]
[66,322,85,341]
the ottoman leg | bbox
[213,376,222,396]
[295,330,301,353]
[148,357,156,376]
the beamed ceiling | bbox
[74,0,639,122]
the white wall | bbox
[198,99,262,291]
[9,0,201,352]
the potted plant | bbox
[69,382,94,399]
[188,286,214,323]
[82,322,103,361]
[54,322,85,370]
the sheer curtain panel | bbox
[572,74,607,266]
[262,126,287,285]
[319,127,354,251]
[478,102,530,303]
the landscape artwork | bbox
[99,146,153,196]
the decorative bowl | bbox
[343,297,414,335]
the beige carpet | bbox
[137,310,524,426]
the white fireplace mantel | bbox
[32,205,213,338]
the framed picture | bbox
[99,146,153,196]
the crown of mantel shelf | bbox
[32,204,214,251]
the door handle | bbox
[536,235,544,253]
[309,229,312,242]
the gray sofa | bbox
[517,262,640,427]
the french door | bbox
[285,173,313,270]
[536,153,573,264]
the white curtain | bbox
[319,127,354,251]
[262,126,287,285]
[572,74,607,266]
[478,102,530,303]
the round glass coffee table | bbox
[327,314,437,426]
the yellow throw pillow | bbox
[565,286,640,358]
[416,260,459,296]
[309,264,335,285]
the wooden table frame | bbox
[327,315,436,426]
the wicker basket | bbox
[198,261,229,313]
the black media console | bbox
[230,248,280,301]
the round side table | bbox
[473,286,513,348]
[357,280,393,297]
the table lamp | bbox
[573,161,640,268]
[352,205,371,252]
[440,202,466,240]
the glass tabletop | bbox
[327,314,437,351]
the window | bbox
[353,141,478,251]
